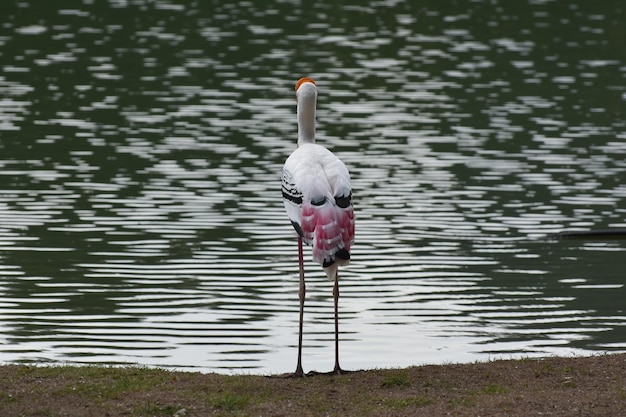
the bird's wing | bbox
[302,191,354,278]
[282,145,355,277]
[281,160,305,238]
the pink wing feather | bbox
[302,199,354,272]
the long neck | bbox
[297,93,316,145]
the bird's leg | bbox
[295,236,305,377]
[333,270,342,374]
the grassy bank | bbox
[1,353,625,416]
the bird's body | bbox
[281,77,354,376]
[282,142,354,278]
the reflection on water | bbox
[0,1,625,373]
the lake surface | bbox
[0,0,625,374]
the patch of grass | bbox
[133,403,182,416]
[481,383,508,395]
[534,363,555,377]
[207,393,250,411]
[380,370,411,388]
[451,383,509,407]
[535,363,576,378]
[451,394,477,407]
[0,390,16,405]
[382,395,432,409]
[51,366,172,401]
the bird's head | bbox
[295,77,317,104]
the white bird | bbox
[281,77,355,376]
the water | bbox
[0,0,625,374]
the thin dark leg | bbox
[295,236,305,377]
[333,270,342,373]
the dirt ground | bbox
[1,353,625,416]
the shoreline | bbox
[1,352,625,416]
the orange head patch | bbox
[295,77,316,91]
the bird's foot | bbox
[331,366,353,375]
[302,367,353,377]
[273,365,354,378]
[277,369,306,378]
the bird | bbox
[281,77,355,376]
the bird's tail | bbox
[301,201,354,279]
